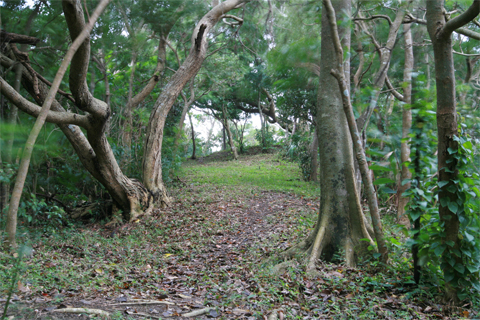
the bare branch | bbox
[453,50,480,57]
[354,14,392,25]
[0,76,88,127]
[0,30,40,46]
[441,0,480,37]
[405,13,480,40]
[385,76,404,101]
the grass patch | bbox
[181,153,320,199]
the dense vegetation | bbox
[1,0,480,318]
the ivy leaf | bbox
[409,211,421,222]
[434,245,446,257]
[448,201,458,214]
[472,281,480,291]
[447,185,457,193]
[447,147,457,154]
[454,264,465,274]
[440,197,449,207]
[438,181,449,188]
[380,187,396,194]
[465,232,474,242]
[467,265,480,274]
[444,269,455,283]
[369,165,391,172]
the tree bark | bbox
[188,113,197,160]
[222,104,238,160]
[397,23,413,228]
[279,0,373,270]
[143,0,246,205]
[325,0,388,264]
[309,126,318,182]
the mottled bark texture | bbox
[324,0,388,264]
[279,0,373,270]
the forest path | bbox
[2,150,471,319]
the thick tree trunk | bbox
[280,0,372,269]
[397,23,413,227]
[143,0,245,205]
[426,0,479,303]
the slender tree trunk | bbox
[222,105,238,160]
[397,23,413,227]
[309,126,318,182]
[188,113,196,160]
[222,126,227,151]
[426,0,479,303]
[123,50,137,150]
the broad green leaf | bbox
[373,178,395,185]
[448,201,458,214]
[465,232,474,242]
[438,180,449,188]
[434,245,446,257]
[454,264,465,274]
[369,165,391,172]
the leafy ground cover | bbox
[0,150,477,319]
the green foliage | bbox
[18,194,67,233]
[282,131,314,181]
[254,123,277,150]
[1,245,32,320]
[405,105,480,301]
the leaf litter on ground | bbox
[0,150,477,319]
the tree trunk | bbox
[426,0,479,303]
[222,104,238,160]
[397,23,413,227]
[143,0,245,205]
[309,126,318,182]
[3,0,111,251]
[281,0,373,269]
[188,113,197,160]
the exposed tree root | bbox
[52,307,110,318]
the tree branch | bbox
[441,0,480,37]
[62,0,108,118]
[385,76,404,101]
[0,76,89,127]
[0,30,40,46]
[354,14,393,25]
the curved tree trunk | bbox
[62,0,155,221]
[143,0,246,206]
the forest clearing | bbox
[0,150,476,319]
